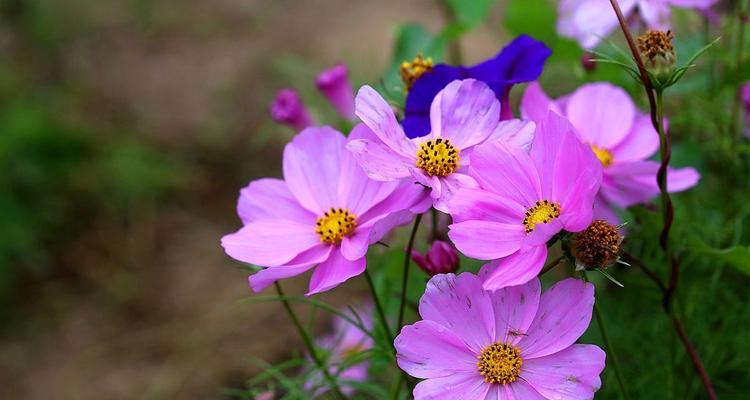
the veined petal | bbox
[432,172,478,213]
[395,320,478,379]
[429,79,501,149]
[355,85,416,157]
[498,380,546,400]
[486,119,536,150]
[237,178,316,224]
[404,64,467,139]
[521,344,605,400]
[283,126,347,214]
[221,220,321,267]
[412,372,490,400]
[248,245,332,292]
[418,273,495,354]
[307,249,366,296]
[480,245,547,290]
[341,209,415,261]
[518,278,594,359]
[489,278,541,345]
[470,140,542,206]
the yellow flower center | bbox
[523,200,562,233]
[315,208,356,244]
[591,145,614,168]
[415,138,460,177]
[477,342,523,384]
[400,53,434,91]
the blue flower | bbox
[403,34,552,138]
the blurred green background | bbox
[0,0,748,399]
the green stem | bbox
[363,269,394,346]
[398,214,423,329]
[582,272,631,400]
[729,0,748,146]
[273,283,346,399]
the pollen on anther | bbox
[522,200,562,233]
[315,207,357,244]
[415,138,460,177]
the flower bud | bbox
[315,63,355,120]
[571,220,622,270]
[411,240,459,276]
[581,52,596,72]
[637,30,677,82]
[269,88,314,131]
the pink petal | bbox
[603,161,700,207]
[489,278,541,345]
[568,0,636,49]
[347,124,413,181]
[518,278,594,359]
[521,344,606,400]
[470,140,542,207]
[449,220,525,260]
[418,273,495,354]
[237,178,316,224]
[429,79,501,149]
[609,114,659,162]
[593,196,622,225]
[565,83,635,148]
[486,119,537,150]
[520,82,561,123]
[394,320,478,379]
[480,245,547,290]
[307,248,366,296]
[355,85,416,157]
[221,220,321,266]
[667,0,718,7]
[248,245,332,292]
[283,126,347,214]
[341,209,415,261]
[449,188,526,224]
[412,372,490,400]
[500,381,547,400]
[639,0,671,30]
[432,172,478,213]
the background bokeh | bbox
[1,0,748,399]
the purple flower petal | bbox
[609,113,660,162]
[347,123,413,181]
[248,245,332,292]
[412,372,490,400]
[237,178,316,224]
[449,219,525,260]
[480,245,547,290]
[521,344,606,400]
[341,209,415,261]
[316,63,355,120]
[470,140,542,207]
[499,380,546,400]
[432,172,478,213]
[307,249,366,296]
[520,82,562,122]
[489,278,541,345]
[565,83,635,149]
[221,220,322,266]
[403,65,468,139]
[518,278,594,359]
[486,119,536,150]
[418,273,495,353]
[429,79,501,149]
[449,188,526,224]
[394,320,477,379]
[355,86,416,157]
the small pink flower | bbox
[395,273,605,400]
[521,82,700,224]
[558,0,718,49]
[305,306,373,396]
[316,63,356,120]
[449,112,602,289]
[221,126,429,295]
[412,240,460,276]
[348,79,535,212]
[269,88,314,131]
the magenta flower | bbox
[269,88,315,131]
[449,112,602,289]
[742,82,750,139]
[395,273,605,400]
[412,240,460,276]
[221,126,429,296]
[521,82,700,224]
[305,306,373,396]
[316,63,356,120]
[348,79,535,212]
[558,0,718,49]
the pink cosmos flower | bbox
[348,79,535,212]
[316,63,356,120]
[558,0,718,49]
[305,306,373,396]
[521,82,700,224]
[269,88,314,130]
[411,240,460,276]
[449,112,602,289]
[221,126,429,296]
[395,273,605,400]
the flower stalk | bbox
[398,214,423,330]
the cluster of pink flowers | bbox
[223,43,699,398]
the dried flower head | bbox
[637,30,677,81]
[572,220,622,270]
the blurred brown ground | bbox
[0,1,506,398]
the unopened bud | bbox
[637,30,677,82]
[269,89,314,131]
[581,52,596,72]
[571,220,622,270]
[315,63,355,120]
[411,240,459,276]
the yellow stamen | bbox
[477,342,522,384]
[523,200,561,233]
[415,138,459,177]
[315,208,356,244]
[590,145,614,168]
[400,53,434,91]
